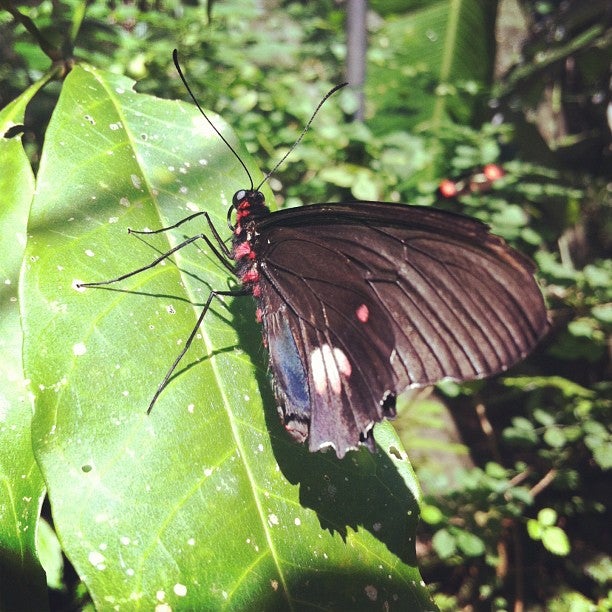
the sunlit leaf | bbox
[368,0,498,134]
[541,526,571,557]
[0,75,52,612]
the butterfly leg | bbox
[77,229,233,289]
[146,287,250,413]
[129,211,233,260]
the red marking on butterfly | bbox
[356,303,370,323]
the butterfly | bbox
[79,51,549,459]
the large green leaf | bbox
[0,76,52,611]
[21,64,433,609]
[368,0,498,134]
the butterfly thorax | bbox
[231,189,269,299]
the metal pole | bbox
[346,0,367,121]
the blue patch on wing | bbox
[267,315,310,418]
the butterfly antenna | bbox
[255,82,348,191]
[173,49,254,189]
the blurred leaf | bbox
[543,426,566,449]
[368,0,498,135]
[484,462,506,479]
[592,304,612,325]
[533,408,556,427]
[36,517,64,591]
[502,376,593,398]
[591,444,612,470]
[432,529,456,559]
[0,74,52,612]
[538,508,558,527]
[20,64,431,609]
[455,530,485,557]
[541,526,571,557]
[503,416,538,445]
[583,554,612,585]
[421,504,444,525]
[527,518,542,540]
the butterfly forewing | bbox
[251,201,548,457]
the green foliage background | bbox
[1,0,610,610]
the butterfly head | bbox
[229,189,269,232]
[232,189,266,211]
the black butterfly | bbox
[230,193,548,457]
[80,52,548,459]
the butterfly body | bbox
[231,190,548,458]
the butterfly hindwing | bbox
[259,231,399,456]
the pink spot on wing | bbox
[356,303,369,323]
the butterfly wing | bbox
[253,202,548,457]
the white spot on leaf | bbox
[88,550,106,570]
[73,343,87,356]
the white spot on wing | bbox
[310,344,352,395]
